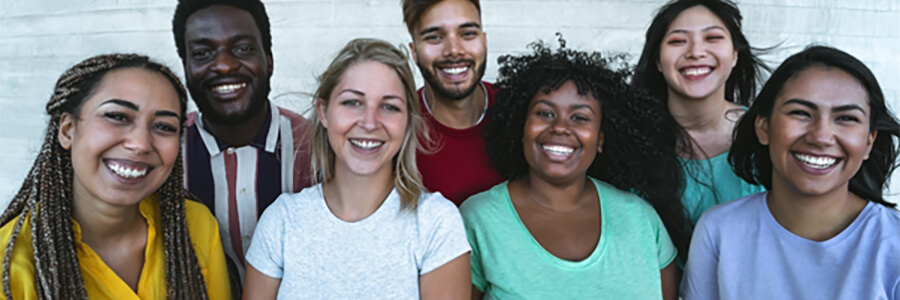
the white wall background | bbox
[1,0,898,210]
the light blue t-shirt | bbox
[461,178,677,299]
[682,192,900,300]
[680,151,765,225]
[245,184,471,299]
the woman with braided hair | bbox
[0,54,230,299]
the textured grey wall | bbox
[1,0,899,210]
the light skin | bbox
[242,61,470,299]
[183,5,273,146]
[471,81,676,299]
[756,66,876,242]
[658,5,741,158]
[409,0,488,129]
[57,68,182,291]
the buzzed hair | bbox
[402,0,481,35]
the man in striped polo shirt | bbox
[172,0,313,290]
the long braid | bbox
[1,54,210,299]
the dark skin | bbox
[183,5,273,146]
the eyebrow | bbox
[783,98,867,115]
[666,25,727,36]
[338,89,404,101]
[187,34,258,46]
[100,99,180,118]
[418,22,481,36]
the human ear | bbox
[316,99,328,129]
[408,42,417,62]
[57,113,76,150]
[596,130,605,154]
[266,52,274,77]
[863,130,878,160]
[755,115,769,146]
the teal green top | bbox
[460,178,677,299]
[680,151,765,225]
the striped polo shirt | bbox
[183,102,313,279]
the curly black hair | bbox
[172,0,273,60]
[485,37,690,261]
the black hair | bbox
[172,0,273,60]
[486,37,690,261]
[730,45,899,207]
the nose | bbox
[210,51,239,74]
[549,116,570,135]
[123,127,153,155]
[806,117,836,147]
[357,105,379,131]
[686,39,707,59]
[443,36,463,58]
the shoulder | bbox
[482,81,497,105]
[183,199,218,233]
[592,178,654,211]
[185,111,198,127]
[0,213,36,289]
[860,203,900,237]
[459,182,508,219]
[416,191,462,220]
[695,192,766,235]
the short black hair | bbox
[486,37,690,261]
[172,0,273,60]
[730,45,900,207]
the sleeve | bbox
[459,202,487,292]
[203,213,233,300]
[418,194,472,275]
[244,195,288,279]
[1,215,38,300]
[648,205,677,269]
[680,213,721,300]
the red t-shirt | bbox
[416,82,505,206]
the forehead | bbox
[532,81,601,110]
[777,66,869,109]
[87,68,181,112]
[332,61,407,100]
[667,5,728,33]
[185,5,262,42]
[417,0,481,31]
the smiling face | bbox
[410,0,487,101]
[183,5,272,125]
[658,5,737,101]
[522,81,604,183]
[58,68,182,208]
[756,66,876,198]
[317,61,410,179]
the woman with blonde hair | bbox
[0,54,230,299]
[243,38,471,299]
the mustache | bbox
[203,74,253,87]
[433,59,475,68]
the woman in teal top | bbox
[461,39,680,299]
[632,0,768,227]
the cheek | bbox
[157,137,182,165]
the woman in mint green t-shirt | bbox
[461,40,680,299]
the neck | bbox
[519,173,594,212]
[72,194,147,246]
[203,101,270,147]
[667,89,734,132]
[767,181,867,241]
[322,163,395,222]
[424,82,485,129]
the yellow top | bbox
[0,194,231,299]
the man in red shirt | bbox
[402,0,503,205]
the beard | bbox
[417,57,487,101]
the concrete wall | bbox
[2,0,899,209]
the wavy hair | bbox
[308,38,427,210]
[730,46,899,207]
[0,54,209,299]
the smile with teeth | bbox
[107,162,149,179]
[212,82,247,94]
[441,66,469,75]
[350,139,384,150]
[681,67,712,76]
[793,153,838,169]
[542,144,574,156]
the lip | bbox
[791,151,842,175]
[205,77,251,100]
[679,65,714,81]
[435,60,473,82]
[348,138,385,154]
[540,143,578,162]
[104,159,155,184]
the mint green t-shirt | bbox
[460,178,677,299]
[680,151,765,226]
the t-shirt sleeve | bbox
[245,194,288,279]
[649,205,677,269]
[680,212,720,299]
[459,200,487,292]
[418,193,472,275]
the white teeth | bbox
[441,66,468,75]
[108,162,148,179]
[682,67,711,76]
[542,145,574,156]
[350,139,383,150]
[793,153,837,169]
[212,83,247,94]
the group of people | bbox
[1,0,898,299]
